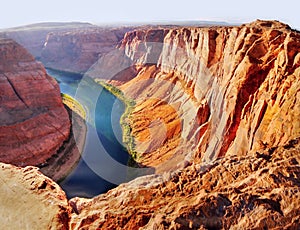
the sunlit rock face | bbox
[0,38,70,166]
[87,20,300,173]
[70,20,300,228]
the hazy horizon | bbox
[1,0,299,30]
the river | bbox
[47,69,130,198]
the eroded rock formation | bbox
[0,38,70,166]
[88,20,300,174]
[69,138,300,229]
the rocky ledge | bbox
[1,138,299,229]
[69,138,300,229]
[0,162,70,229]
[0,38,70,166]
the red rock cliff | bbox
[88,20,300,173]
[0,38,70,166]
[70,20,300,229]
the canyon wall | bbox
[87,20,300,173]
[1,22,96,58]
[40,27,134,73]
[0,38,70,166]
[69,20,300,229]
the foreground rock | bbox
[0,163,70,229]
[70,138,300,229]
[0,38,70,166]
[1,137,298,229]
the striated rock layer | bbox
[88,20,300,173]
[0,38,70,166]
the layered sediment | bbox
[88,20,300,173]
[0,38,70,166]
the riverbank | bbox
[40,98,87,182]
[95,79,138,161]
[61,93,86,119]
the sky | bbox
[0,0,299,29]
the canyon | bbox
[0,20,299,229]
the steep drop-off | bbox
[67,20,300,229]
[87,20,300,173]
[0,38,70,166]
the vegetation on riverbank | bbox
[61,93,87,119]
[95,80,138,161]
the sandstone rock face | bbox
[88,20,300,173]
[0,162,70,229]
[0,38,70,166]
[40,27,134,73]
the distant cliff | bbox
[0,38,70,166]
[40,28,128,73]
[1,22,96,58]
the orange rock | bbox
[90,20,300,172]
